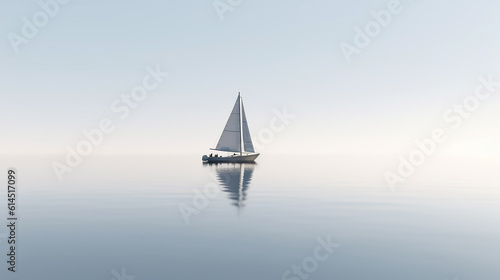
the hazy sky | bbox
[1,0,500,155]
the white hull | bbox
[202,153,259,163]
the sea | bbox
[0,154,499,280]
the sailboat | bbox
[202,93,260,163]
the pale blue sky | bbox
[1,0,500,155]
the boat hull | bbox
[202,153,260,163]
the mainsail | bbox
[215,96,241,152]
[214,94,256,154]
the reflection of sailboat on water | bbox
[204,163,256,209]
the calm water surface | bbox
[1,154,499,279]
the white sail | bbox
[215,96,241,152]
[241,102,255,153]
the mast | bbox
[238,92,243,156]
